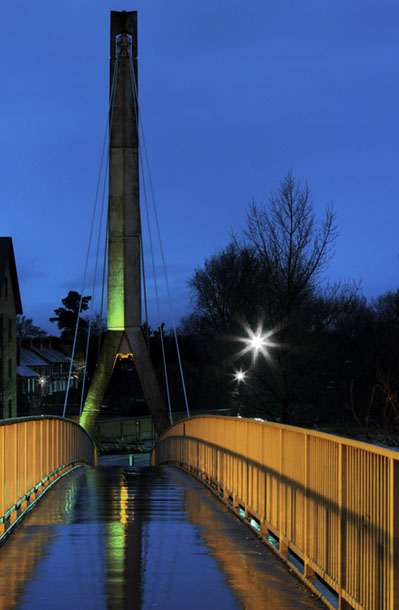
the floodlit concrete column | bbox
[80,11,169,438]
[126,328,170,434]
[79,331,123,434]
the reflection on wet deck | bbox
[0,456,325,609]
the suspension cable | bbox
[129,53,190,418]
[98,221,108,362]
[78,54,120,415]
[140,158,173,425]
[63,54,119,418]
[129,54,174,424]
[79,150,109,415]
[140,233,150,352]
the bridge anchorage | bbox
[79,11,170,438]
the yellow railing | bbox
[151,416,399,610]
[0,416,98,540]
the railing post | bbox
[0,426,4,529]
[278,428,285,543]
[304,433,314,582]
[390,458,399,610]
[338,443,351,610]
[13,424,17,510]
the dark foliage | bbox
[182,172,365,427]
[49,290,91,356]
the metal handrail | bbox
[0,416,97,542]
[152,415,399,610]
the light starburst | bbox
[237,324,277,362]
[233,369,247,383]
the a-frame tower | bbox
[80,11,170,437]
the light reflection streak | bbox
[184,484,308,610]
[0,469,86,610]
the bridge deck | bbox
[0,456,325,609]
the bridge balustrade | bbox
[0,416,97,541]
[152,415,399,610]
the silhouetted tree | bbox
[188,242,264,334]
[49,291,91,356]
[185,171,359,425]
[17,316,47,339]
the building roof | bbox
[17,364,38,377]
[0,237,22,314]
[20,347,50,367]
[30,346,70,364]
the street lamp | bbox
[233,369,247,383]
[241,327,273,361]
[236,324,276,417]
[38,376,47,397]
[231,369,247,417]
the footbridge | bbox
[2,9,397,610]
[1,414,398,610]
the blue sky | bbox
[1,1,398,333]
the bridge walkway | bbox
[0,455,324,610]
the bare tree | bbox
[243,171,357,423]
[188,242,264,334]
[244,170,338,318]
[185,172,359,424]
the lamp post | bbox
[232,369,247,416]
[237,326,274,418]
[248,332,268,418]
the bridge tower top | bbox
[107,10,140,331]
[110,11,137,58]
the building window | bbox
[8,358,12,379]
[3,277,7,300]
[8,318,11,340]
[8,399,11,418]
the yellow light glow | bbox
[120,485,129,525]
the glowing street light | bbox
[233,370,247,383]
[237,324,275,363]
[38,376,47,397]
[235,323,277,418]
[249,332,268,355]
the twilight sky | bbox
[1,0,399,334]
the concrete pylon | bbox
[80,11,170,437]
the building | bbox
[17,339,79,415]
[0,238,22,419]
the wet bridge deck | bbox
[0,455,325,609]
